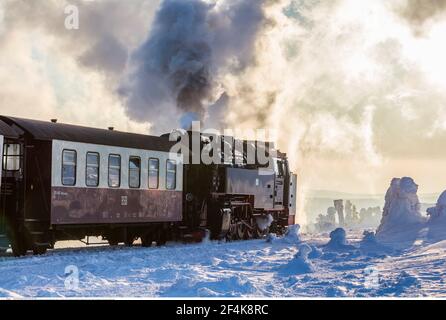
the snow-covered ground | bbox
[0,228,445,298]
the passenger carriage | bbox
[0,116,183,255]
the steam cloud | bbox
[120,0,267,129]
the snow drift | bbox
[265,233,279,243]
[359,231,392,255]
[1,229,446,297]
[279,243,314,275]
[324,228,356,251]
[266,224,301,244]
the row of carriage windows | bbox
[62,150,176,190]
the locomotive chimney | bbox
[108,127,114,131]
[50,119,57,123]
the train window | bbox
[2,144,21,171]
[148,158,159,189]
[273,158,285,177]
[278,161,284,177]
[86,152,100,187]
[129,156,141,188]
[62,150,77,186]
[166,159,177,190]
[108,154,121,188]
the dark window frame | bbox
[108,154,121,188]
[61,149,77,186]
[128,156,141,189]
[166,159,177,190]
[85,151,100,187]
[274,158,285,178]
[2,143,22,172]
[148,157,160,189]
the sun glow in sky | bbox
[408,23,446,89]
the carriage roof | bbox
[0,119,19,139]
[0,116,175,152]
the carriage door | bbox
[273,158,285,208]
[0,136,6,249]
[0,135,3,190]
[0,142,24,218]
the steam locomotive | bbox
[0,116,297,256]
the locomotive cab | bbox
[179,131,298,241]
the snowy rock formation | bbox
[426,190,446,240]
[376,177,426,243]
[427,190,446,222]
[359,231,392,255]
[324,228,355,251]
[283,224,302,244]
[280,243,314,275]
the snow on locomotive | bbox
[0,116,297,256]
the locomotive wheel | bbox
[245,225,254,240]
[156,231,167,246]
[107,233,119,246]
[108,239,119,246]
[6,220,27,257]
[124,234,136,247]
[10,236,27,257]
[244,219,255,240]
[254,226,269,239]
[141,234,153,247]
[124,240,135,247]
[235,223,245,240]
[33,246,47,255]
[225,224,236,242]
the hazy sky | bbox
[1,0,446,195]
